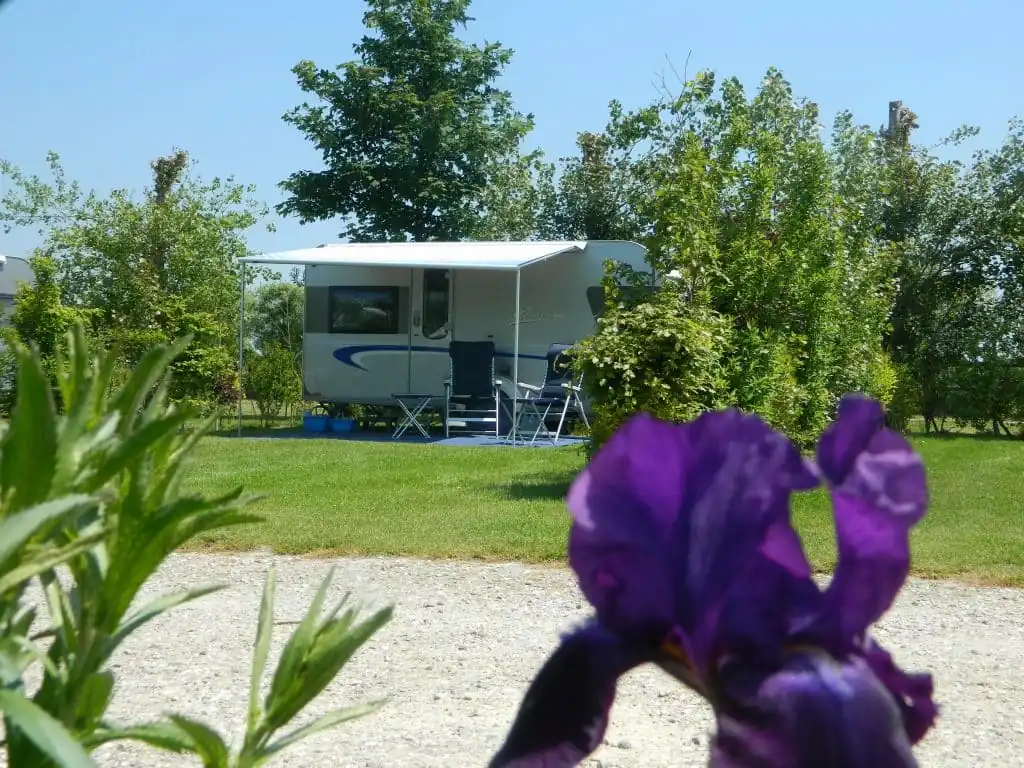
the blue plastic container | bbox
[303,413,329,433]
[328,417,356,433]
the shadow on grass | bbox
[911,429,1023,443]
[208,424,303,438]
[497,468,579,502]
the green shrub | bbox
[577,268,732,455]
[103,303,238,409]
[945,361,1024,436]
[0,325,391,767]
[727,327,812,443]
[246,344,302,428]
[879,359,919,434]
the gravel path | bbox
[56,553,1024,766]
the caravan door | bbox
[410,268,453,395]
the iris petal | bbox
[498,398,936,768]
[861,638,938,745]
[488,623,644,768]
[815,395,929,644]
[711,653,919,767]
[568,410,818,665]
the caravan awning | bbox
[238,240,588,271]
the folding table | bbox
[391,393,437,439]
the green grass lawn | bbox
[182,433,1024,586]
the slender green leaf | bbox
[0,530,107,595]
[39,570,76,663]
[101,507,259,624]
[86,408,193,490]
[84,721,195,753]
[264,604,393,730]
[103,584,226,658]
[167,714,229,768]
[260,700,386,758]
[247,569,276,736]
[4,633,60,681]
[74,671,114,731]
[1,345,59,509]
[88,342,120,419]
[0,494,97,566]
[54,327,97,474]
[265,569,334,710]
[142,371,174,423]
[110,337,190,431]
[0,689,96,768]
[54,412,121,493]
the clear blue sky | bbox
[1,0,1020,260]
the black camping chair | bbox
[443,341,508,438]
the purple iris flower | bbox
[489,394,937,767]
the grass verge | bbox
[182,432,1024,586]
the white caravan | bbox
[239,240,651,407]
[0,254,34,330]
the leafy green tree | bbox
[578,69,900,446]
[0,151,268,405]
[0,253,90,413]
[6,254,85,371]
[538,128,647,241]
[278,0,534,241]
[471,150,554,240]
[0,327,390,767]
[247,280,304,376]
[876,110,1024,432]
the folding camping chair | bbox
[511,343,589,444]
[443,341,508,438]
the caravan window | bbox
[586,286,605,319]
[586,284,657,319]
[421,269,450,339]
[328,286,402,334]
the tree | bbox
[247,280,304,377]
[246,343,302,427]
[538,128,648,242]
[875,109,1024,433]
[0,151,269,405]
[0,253,87,413]
[278,0,534,242]
[5,254,84,369]
[578,69,899,447]
[470,150,553,240]
[939,288,1024,435]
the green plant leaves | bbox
[104,584,227,657]
[0,690,96,768]
[247,569,277,736]
[73,671,114,733]
[261,569,393,735]
[1,344,59,510]
[233,567,392,764]
[85,721,196,754]
[1,324,391,768]
[261,701,386,759]
[0,495,97,569]
[168,715,231,768]
[0,327,265,768]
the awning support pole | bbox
[237,262,246,437]
[512,268,521,446]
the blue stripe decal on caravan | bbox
[332,345,546,371]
